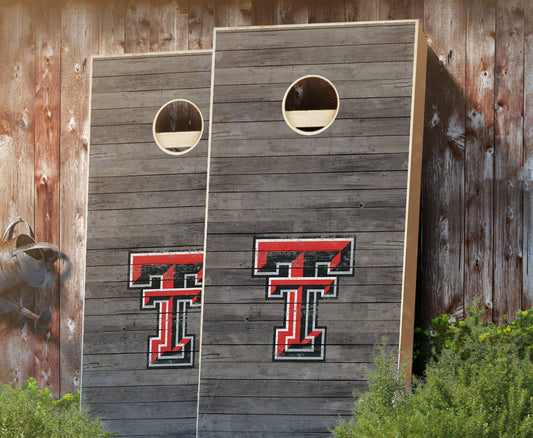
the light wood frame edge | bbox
[91,49,212,61]
[214,19,420,33]
[399,20,427,380]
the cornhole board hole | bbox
[82,50,211,437]
[198,21,426,435]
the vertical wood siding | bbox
[0,0,531,402]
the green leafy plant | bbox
[333,305,533,438]
[0,378,114,437]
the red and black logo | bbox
[253,238,355,361]
[129,252,203,368]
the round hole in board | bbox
[152,99,204,155]
[282,75,339,136]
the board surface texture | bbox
[198,21,425,436]
[82,51,212,437]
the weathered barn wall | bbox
[0,0,531,403]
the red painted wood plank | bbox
[125,0,150,53]
[60,0,99,396]
[252,0,275,25]
[378,0,396,20]
[308,0,345,23]
[276,0,308,24]
[98,0,126,55]
[464,0,495,319]
[34,0,61,397]
[188,0,214,49]
[214,0,252,28]
[392,0,424,20]
[150,0,188,52]
[494,0,525,322]
[523,0,533,310]
[420,0,466,325]
[0,0,36,388]
[345,0,378,22]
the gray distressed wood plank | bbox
[83,314,199,335]
[191,379,366,398]
[83,296,200,317]
[85,282,401,302]
[92,70,211,93]
[87,247,403,268]
[82,328,201,355]
[86,222,205,240]
[91,88,211,110]
[197,361,372,380]
[212,97,412,122]
[82,303,399,330]
[88,189,206,210]
[214,62,413,86]
[198,414,345,434]
[215,43,413,68]
[88,153,406,178]
[88,206,206,228]
[208,190,408,210]
[89,173,207,194]
[214,79,413,104]
[200,320,399,346]
[204,207,406,234]
[83,368,198,387]
[90,136,408,160]
[209,136,410,157]
[82,385,198,404]
[205,231,406,251]
[209,154,409,175]
[91,118,409,145]
[86,401,197,419]
[198,396,352,416]
[102,419,195,436]
[85,346,380,368]
[213,79,413,103]
[211,118,411,141]
[86,226,205,250]
[205,267,402,286]
[93,53,211,77]
[200,433,332,438]
[90,156,208,177]
[91,123,209,145]
[200,302,401,323]
[89,171,407,198]
[82,343,382,368]
[89,142,208,160]
[209,171,407,193]
[91,105,210,126]
[215,23,415,50]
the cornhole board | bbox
[198,21,426,436]
[82,50,211,437]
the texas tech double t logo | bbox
[253,238,355,361]
[129,252,203,368]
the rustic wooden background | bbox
[0,0,531,398]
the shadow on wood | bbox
[417,46,467,329]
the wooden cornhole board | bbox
[198,21,426,435]
[82,51,211,437]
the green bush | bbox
[333,305,533,438]
[0,378,114,437]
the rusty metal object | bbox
[0,296,51,334]
[0,218,60,333]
